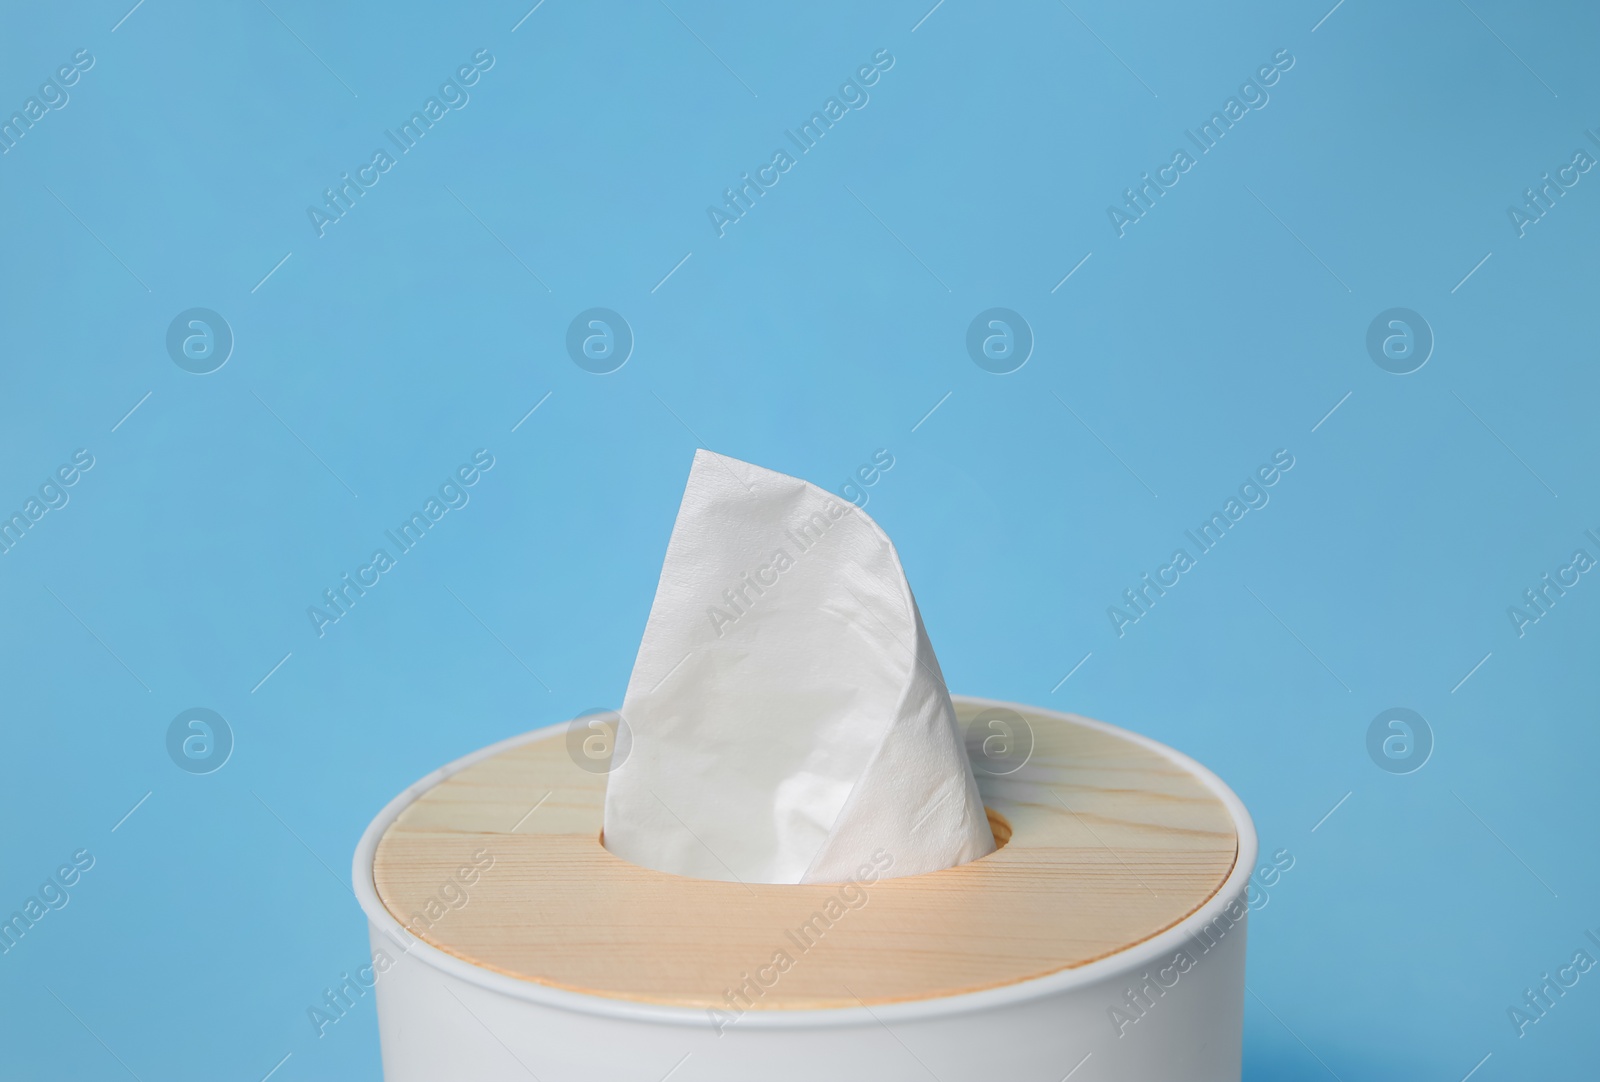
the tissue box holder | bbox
[354,696,1256,1081]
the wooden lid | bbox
[371,700,1238,1009]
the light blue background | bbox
[3,0,1597,1078]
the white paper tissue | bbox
[602,450,995,884]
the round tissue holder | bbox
[353,696,1256,1081]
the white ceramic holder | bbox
[353,696,1257,1081]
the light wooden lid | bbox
[371,700,1238,1009]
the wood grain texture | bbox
[372,703,1237,1009]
